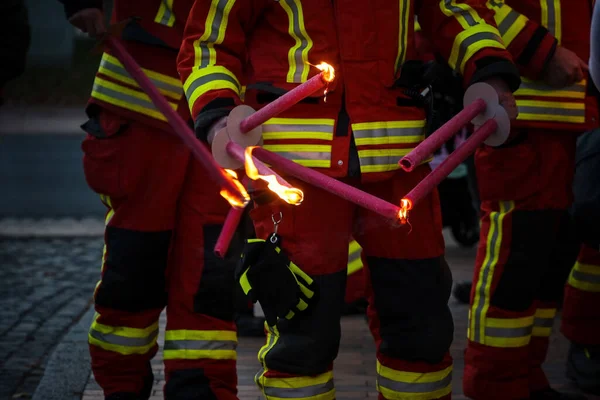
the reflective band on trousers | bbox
[532,308,556,337]
[90,327,158,347]
[347,240,363,276]
[377,363,453,399]
[263,379,335,399]
[568,261,600,292]
[279,0,313,83]
[163,330,237,360]
[516,100,586,124]
[480,315,533,348]
[88,318,159,355]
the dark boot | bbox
[235,313,265,337]
[566,343,600,395]
[105,364,154,400]
[530,387,587,400]
[452,281,472,304]
[342,298,368,315]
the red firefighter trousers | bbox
[249,166,453,400]
[561,244,600,346]
[464,129,578,400]
[82,110,237,399]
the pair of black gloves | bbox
[235,233,318,327]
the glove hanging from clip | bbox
[235,232,318,327]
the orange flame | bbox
[398,198,412,223]
[244,147,304,205]
[220,169,250,209]
[315,62,335,82]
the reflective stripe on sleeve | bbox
[490,1,529,45]
[194,0,237,67]
[183,66,241,112]
[154,0,176,27]
[448,23,505,74]
[541,0,562,44]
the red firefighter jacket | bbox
[488,0,599,132]
[179,0,521,181]
[60,0,195,131]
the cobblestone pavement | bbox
[0,237,103,400]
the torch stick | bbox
[105,37,248,207]
[214,203,247,258]
[399,99,486,172]
[402,119,498,209]
[250,147,405,222]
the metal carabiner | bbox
[270,211,283,243]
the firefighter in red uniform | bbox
[464,1,599,399]
[179,1,520,399]
[59,1,240,399]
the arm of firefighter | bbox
[56,0,103,19]
[178,0,265,141]
[591,0,600,90]
[486,0,557,80]
[417,0,521,92]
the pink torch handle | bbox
[399,98,487,172]
[251,147,403,221]
[239,73,327,133]
[225,142,294,188]
[403,119,497,207]
[105,37,245,204]
[214,205,246,258]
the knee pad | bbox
[193,225,236,321]
[95,227,171,312]
[490,210,558,312]
[368,256,453,364]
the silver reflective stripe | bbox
[534,318,554,328]
[518,81,586,94]
[359,155,404,166]
[89,328,158,347]
[348,248,362,265]
[544,0,557,37]
[485,326,533,338]
[456,32,503,71]
[443,0,477,26]
[498,10,520,35]
[272,151,331,161]
[263,124,333,133]
[101,57,181,95]
[164,340,237,351]
[93,81,158,110]
[280,0,310,82]
[199,0,232,68]
[158,0,174,26]
[517,106,584,117]
[184,73,240,101]
[263,379,334,398]
[353,127,424,139]
[572,270,600,284]
[377,372,452,394]
[472,203,510,343]
[396,0,410,71]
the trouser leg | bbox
[81,111,189,398]
[359,167,452,400]
[249,178,354,400]
[163,159,238,400]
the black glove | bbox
[235,233,318,327]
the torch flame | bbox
[220,169,250,209]
[244,147,304,205]
[398,198,412,223]
[316,62,335,82]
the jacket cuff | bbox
[469,57,522,93]
[193,98,236,141]
[62,0,103,19]
[517,26,558,79]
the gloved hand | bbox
[206,116,227,145]
[235,234,318,327]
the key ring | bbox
[270,212,283,243]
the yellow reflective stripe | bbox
[89,317,159,356]
[486,316,534,328]
[194,0,237,67]
[535,308,557,319]
[415,18,422,32]
[240,269,252,295]
[166,329,237,341]
[352,120,425,146]
[470,201,515,344]
[154,0,176,27]
[448,23,504,74]
[183,66,241,112]
[262,118,335,141]
[257,325,279,369]
[358,148,414,173]
[279,0,313,83]
[515,79,586,99]
[377,362,453,400]
[395,0,411,73]
[92,320,158,337]
[163,330,237,360]
[483,335,531,348]
[347,258,364,275]
[532,309,556,337]
[347,240,363,275]
[490,2,529,46]
[532,327,553,337]
[568,261,600,292]
[541,0,561,44]
[439,0,482,29]
[259,370,335,400]
[349,240,362,254]
[99,53,182,100]
[92,77,178,121]
[516,100,586,123]
[262,144,331,168]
